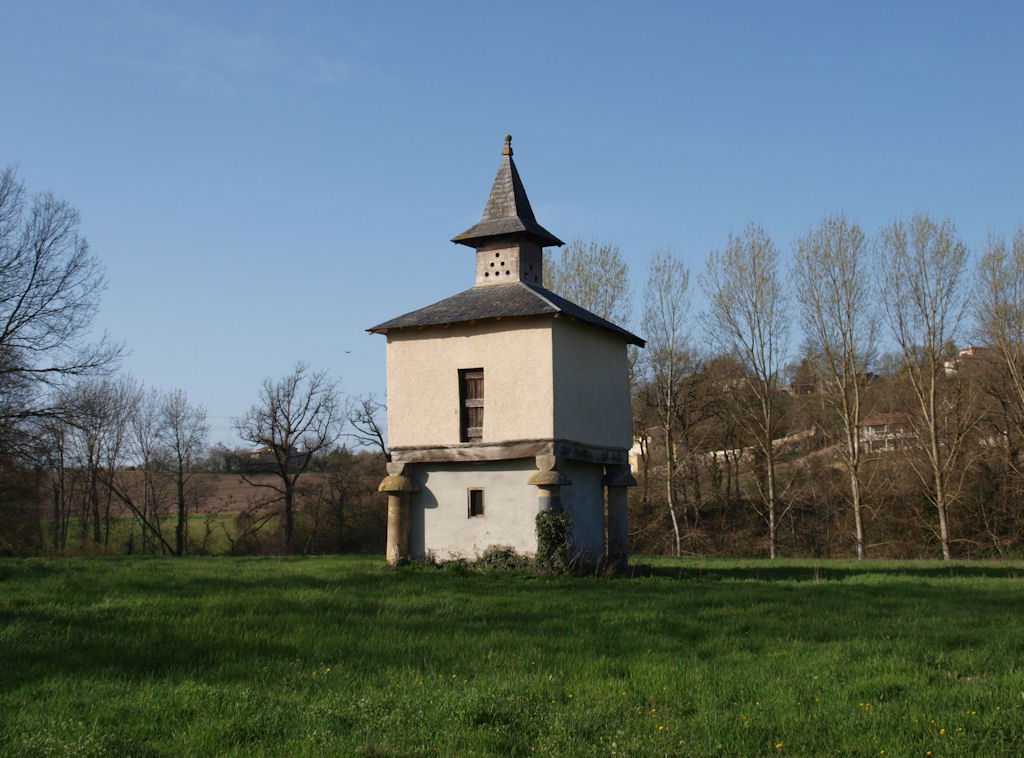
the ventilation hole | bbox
[500,261,505,266]
[494,252,500,257]
[484,272,489,277]
[505,270,510,275]
[490,262,494,267]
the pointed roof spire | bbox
[451,135,564,249]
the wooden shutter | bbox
[459,368,484,442]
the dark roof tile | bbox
[451,141,563,249]
[367,282,644,346]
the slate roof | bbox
[859,412,913,428]
[451,137,564,249]
[367,281,645,347]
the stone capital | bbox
[378,474,419,493]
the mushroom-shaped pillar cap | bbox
[378,475,419,493]
[527,470,572,487]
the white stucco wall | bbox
[386,321,554,448]
[551,318,632,450]
[407,459,608,563]
[408,460,539,559]
[560,459,606,563]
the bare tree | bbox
[702,223,790,559]
[793,214,877,558]
[543,239,632,324]
[878,214,972,560]
[640,249,692,556]
[234,363,343,552]
[0,167,121,430]
[159,389,209,555]
[28,414,75,552]
[62,376,140,546]
[976,229,1024,467]
[123,388,171,552]
[346,393,389,460]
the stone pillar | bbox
[528,455,573,564]
[603,464,637,567]
[527,455,571,513]
[377,462,419,566]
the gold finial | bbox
[502,134,513,156]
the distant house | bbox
[245,446,311,473]
[944,344,998,375]
[629,427,663,473]
[785,373,879,396]
[783,382,815,396]
[858,413,914,453]
[629,425,815,472]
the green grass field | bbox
[50,514,238,556]
[1,557,1023,756]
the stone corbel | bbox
[527,455,571,512]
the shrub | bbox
[476,545,531,572]
[535,510,571,575]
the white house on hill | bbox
[368,136,643,566]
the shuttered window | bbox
[459,368,483,442]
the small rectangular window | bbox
[468,489,484,518]
[459,368,484,442]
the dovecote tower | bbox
[368,136,643,567]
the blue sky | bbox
[2,1,1023,444]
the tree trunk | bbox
[283,484,295,553]
[766,448,778,560]
[929,381,952,560]
[51,484,61,553]
[844,397,867,560]
[175,472,186,556]
[850,469,865,560]
[103,481,114,547]
[640,441,650,510]
[90,475,101,544]
[665,434,681,556]
[935,483,952,560]
[334,492,345,554]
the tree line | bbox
[0,167,386,556]
[5,165,1024,560]
[547,219,1024,561]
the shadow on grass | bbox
[626,561,1024,582]
[3,556,1023,695]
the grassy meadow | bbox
[1,557,1023,756]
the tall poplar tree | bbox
[702,223,789,559]
[793,214,877,558]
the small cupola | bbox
[451,135,564,287]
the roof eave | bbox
[368,310,645,347]
[450,231,565,249]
